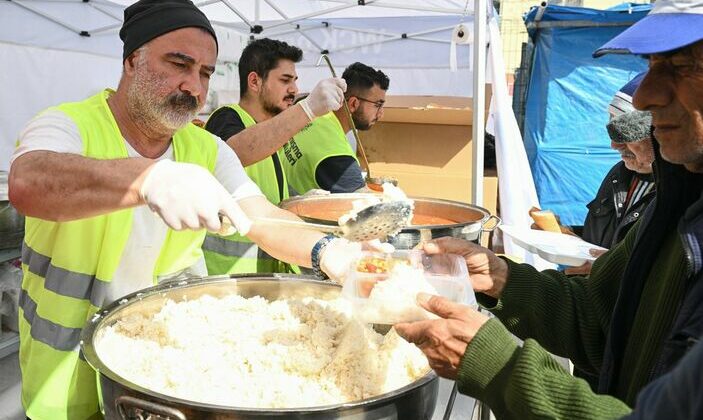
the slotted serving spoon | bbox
[220,200,413,242]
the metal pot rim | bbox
[281,194,493,230]
[80,274,437,414]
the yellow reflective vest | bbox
[18,89,218,420]
[281,112,359,194]
[202,104,296,274]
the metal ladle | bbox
[220,200,413,242]
[316,54,398,188]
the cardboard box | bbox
[360,95,497,219]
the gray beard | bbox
[127,65,200,131]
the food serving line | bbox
[76,192,499,419]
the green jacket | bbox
[455,219,690,419]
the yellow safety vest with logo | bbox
[18,89,218,420]
[202,104,297,274]
[281,112,359,194]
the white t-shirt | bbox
[11,110,263,304]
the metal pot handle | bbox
[481,215,501,233]
[116,395,187,420]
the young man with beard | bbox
[391,0,703,417]
[281,62,390,194]
[8,1,361,418]
[203,38,346,274]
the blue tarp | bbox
[522,3,650,226]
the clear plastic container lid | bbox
[343,250,475,324]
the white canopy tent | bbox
[0,0,545,265]
[0,0,485,198]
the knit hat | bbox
[594,0,703,57]
[606,73,652,143]
[119,0,218,62]
[607,111,652,143]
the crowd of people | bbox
[7,0,703,418]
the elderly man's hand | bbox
[563,248,606,276]
[422,237,509,298]
[395,293,489,380]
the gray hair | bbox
[606,110,652,143]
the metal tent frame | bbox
[5,0,488,204]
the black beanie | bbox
[119,0,218,62]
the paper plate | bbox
[499,225,607,266]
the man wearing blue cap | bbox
[392,0,703,418]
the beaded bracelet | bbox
[311,234,336,279]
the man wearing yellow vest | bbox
[282,62,390,194]
[7,1,361,418]
[203,38,346,275]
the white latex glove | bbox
[140,160,252,234]
[320,238,362,283]
[300,77,347,119]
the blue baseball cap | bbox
[594,0,703,57]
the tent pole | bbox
[472,0,487,206]
[89,23,122,35]
[221,0,255,28]
[262,0,326,52]
[329,24,457,45]
[321,0,465,15]
[261,3,359,31]
[324,24,461,54]
[89,3,122,22]
[9,0,85,35]
[253,25,319,39]
[195,0,220,6]
[255,0,260,27]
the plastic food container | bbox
[343,250,475,324]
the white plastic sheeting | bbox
[0,43,121,171]
[486,17,552,269]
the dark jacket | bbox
[599,145,703,395]
[581,161,655,249]
[623,334,703,420]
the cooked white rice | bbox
[96,294,429,408]
[361,263,439,324]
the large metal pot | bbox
[280,194,500,249]
[81,274,439,419]
[0,171,24,250]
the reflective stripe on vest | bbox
[19,89,218,420]
[281,112,358,194]
[203,104,295,275]
[22,244,108,308]
[202,235,277,261]
[20,290,81,352]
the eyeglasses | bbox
[354,96,385,113]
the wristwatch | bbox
[311,234,336,279]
